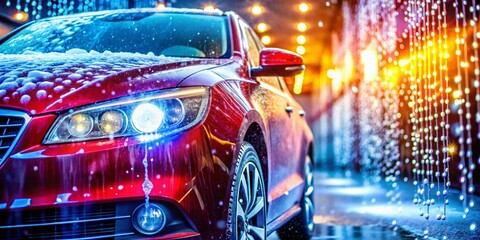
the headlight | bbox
[44,87,209,144]
[131,103,164,133]
[67,113,94,137]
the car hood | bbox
[0,50,230,115]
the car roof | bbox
[37,7,230,21]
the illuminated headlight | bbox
[44,87,209,144]
[99,110,126,134]
[132,203,166,235]
[132,103,164,133]
[67,113,94,137]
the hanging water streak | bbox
[142,144,153,208]
[403,0,480,235]
[401,0,455,237]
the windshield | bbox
[0,11,230,58]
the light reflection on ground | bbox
[270,169,480,239]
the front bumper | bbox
[0,110,233,239]
[0,199,201,239]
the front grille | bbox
[0,109,30,166]
[0,203,131,240]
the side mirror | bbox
[251,48,305,77]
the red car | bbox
[0,8,314,240]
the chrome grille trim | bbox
[0,215,130,229]
[0,202,126,239]
[0,109,31,166]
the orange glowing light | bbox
[343,51,354,81]
[299,3,310,12]
[251,4,263,15]
[156,3,166,9]
[14,11,28,22]
[257,22,268,33]
[294,72,304,94]
[261,35,271,45]
[297,22,307,32]
[296,46,306,55]
[448,144,457,156]
[453,90,462,99]
[361,49,378,82]
[203,5,215,13]
[296,35,307,44]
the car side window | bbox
[240,22,284,91]
[242,26,260,67]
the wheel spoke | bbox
[305,159,315,232]
[249,226,265,239]
[251,169,260,202]
[307,171,313,186]
[305,185,314,196]
[245,167,253,211]
[232,153,266,240]
[240,175,250,206]
[305,197,314,231]
[240,231,247,240]
[246,196,264,219]
[250,169,259,211]
[237,200,246,221]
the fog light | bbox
[132,203,166,235]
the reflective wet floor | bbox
[268,169,480,239]
[311,225,417,239]
[267,169,429,240]
[269,218,419,239]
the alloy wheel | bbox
[235,161,266,240]
[304,157,315,232]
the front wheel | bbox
[277,155,314,239]
[227,142,267,240]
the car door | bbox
[239,21,301,223]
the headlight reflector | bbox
[132,103,164,133]
[163,99,184,126]
[67,113,94,137]
[99,110,126,134]
[44,87,209,144]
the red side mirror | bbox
[251,48,304,77]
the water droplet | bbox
[142,179,153,195]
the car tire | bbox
[277,155,314,240]
[227,142,267,240]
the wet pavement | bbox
[268,169,480,240]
